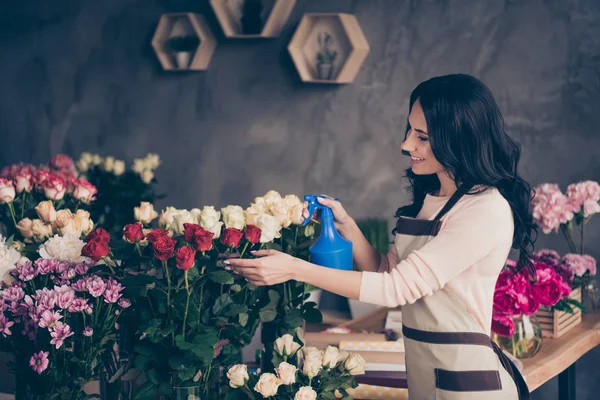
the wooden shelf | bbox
[288,13,370,84]
[210,0,296,38]
[151,13,217,71]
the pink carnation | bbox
[531,184,576,233]
[562,254,597,277]
[566,181,600,215]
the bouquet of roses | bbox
[225,334,365,400]
[111,191,319,400]
[75,152,162,238]
[0,230,127,400]
[0,154,97,244]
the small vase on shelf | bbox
[493,315,543,359]
[582,281,600,312]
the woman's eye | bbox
[418,136,429,142]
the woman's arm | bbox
[338,219,384,273]
[292,257,363,300]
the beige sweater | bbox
[359,187,514,332]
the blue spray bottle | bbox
[302,195,353,270]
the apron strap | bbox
[432,184,474,221]
[491,341,531,399]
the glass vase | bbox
[493,315,543,359]
[582,281,600,312]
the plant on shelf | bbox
[241,0,263,35]
[316,32,338,80]
[166,35,201,69]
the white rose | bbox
[304,224,315,237]
[171,210,196,236]
[244,204,263,226]
[91,154,103,165]
[221,205,246,230]
[16,218,34,240]
[256,213,282,243]
[343,353,366,375]
[134,202,159,224]
[289,204,304,226]
[270,201,293,228]
[275,362,297,385]
[302,358,322,379]
[254,373,281,398]
[159,206,179,229]
[132,158,146,174]
[336,350,350,369]
[0,235,21,285]
[112,160,126,176]
[79,152,93,164]
[103,156,115,171]
[35,201,57,223]
[226,364,249,388]
[140,170,154,184]
[32,219,53,242]
[263,190,283,211]
[302,347,323,364]
[146,153,161,169]
[322,346,340,369]
[274,334,301,358]
[252,196,270,213]
[74,210,94,235]
[198,206,223,239]
[76,159,89,173]
[38,234,90,263]
[294,386,317,400]
[0,178,16,204]
[283,194,302,208]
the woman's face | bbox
[401,99,445,175]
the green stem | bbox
[198,266,206,326]
[7,202,18,227]
[162,260,172,342]
[182,270,190,340]
[20,193,26,219]
[243,384,257,400]
[135,242,142,257]
[561,225,577,253]
[580,219,585,255]
[240,242,250,258]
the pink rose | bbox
[50,154,77,179]
[14,170,33,193]
[72,179,97,203]
[40,175,66,200]
[531,184,576,233]
[0,178,16,204]
[492,314,515,337]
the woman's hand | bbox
[302,195,354,233]
[223,249,297,286]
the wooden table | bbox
[522,312,600,399]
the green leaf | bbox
[133,345,155,356]
[224,304,248,317]
[208,270,234,284]
[146,368,160,385]
[303,307,323,323]
[213,294,234,316]
[133,354,152,371]
[259,309,278,323]
[239,312,249,327]
[282,309,303,329]
[268,290,281,305]
[157,382,172,396]
[132,382,157,400]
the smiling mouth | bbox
[410,156,425,161]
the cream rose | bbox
[16,218,34,240]
[159,206,178,229]
[171,210,196,236]
[103,156,115,171]
[134,202,159,224]
[254,373,281,398]
[221,205,246,230]
[302,347,323,363]
[270,201,293,228]
[244,204,263,226]
[32,219,54,242]
[289,204,304,226]
[302,358,322,379]
[74,209,94,235]
[0,178,16,204]
[274,334,301,358]
[263,190,283,211]
[304,224,315,237]
[294,386,317,400]
[79,152,93,164]
[112,160,126,176]
[252,196,270,213]
[226,364,249,388]
[256,213,282,243]
[140,170,154,184]
[146,153,161,169]
[198,206,223,239]
[76,159,89,173]
[54,209,74,230]
[336,350,350,369]
[322,346,340,369]
[275,362,297,385]
[35,201,57,223]
[73,180,97,204]
[343,353,366,375]
[132,158,146,174]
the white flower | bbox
[0,179,16,204]
[38,234,91,263]
[275,362,297,385]
[256,213,282,243]
[91,154,103,166]
[103,156,115,172]
[145,153,161,170]
[244,204,263,226]
[76,159,89,173]
[221,205,246,230]
[198,206,223,239]
[226,364,249,388]
[112,160,126,176]
[302,347,323,363]
[79,152,93,164]
[159,206,179,229]
[32,220,53,242]
[132,158,146,174]
[304,224,315,237]
[270,201,293,228]
[0,235,21,285]
[252,197,270,213]
[302,358,322,379]
[134,202,159,225]
[254,373,281,398]
[263,190,283,211]
[16,218,34,240]
[343,353,366,375]
[294,386,317,400]
[171,210,196,236]
[140,170,154,184]
[274,334,301,358]
[322,346,340,369]
[336,350,350,368]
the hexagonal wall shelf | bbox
[210,0,296,38]
[288,13,370,84]
[151,13,217,71]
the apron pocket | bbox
[435,368,502,391]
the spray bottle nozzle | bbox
[302,194,339,226]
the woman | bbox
[225,74,536,399]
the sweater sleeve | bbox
[359,193,513,307]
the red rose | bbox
[152,235,177,261]
[146,228,170,244]
[221,228,243,248]
[176,246,196,271]
[183,223,201,243]
[123,223,145,243]
[86,227,111,243]
[491,314,515,337]
[192,228,214,252]
[82,236,110,262]
[243,225,261,244]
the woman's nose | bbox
[401,138,415,152]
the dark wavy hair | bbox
[394,74,537,274]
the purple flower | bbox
[54,285,75,310]
[61,269,77,280]
[54,261,69,274]
[71,279,87,292]
[29,351,49,375]
[68,298,90,313]
[118,298,131,309]
[50,322,74,349]
[16,260,37,281]
[106,279,124,293]
[74,263,90,275]
[86,277,107,298]
[103,289,122,304]
[2,287,25,304]
[38,310,62,329]
[533,249,561,267]
[83,326,93,337]
[21,319,38,341]
[0,315,14,337]
[33,288,57,311]
[34,259,56,275]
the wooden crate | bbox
[535,287,582,338]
